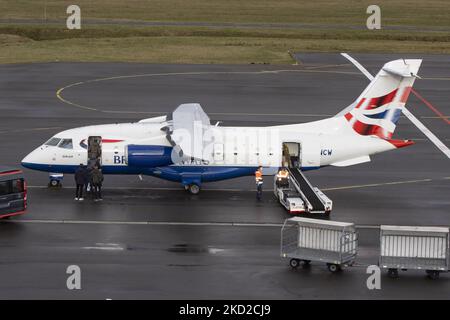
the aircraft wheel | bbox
[49,180,60,187]
[188,184,201,195]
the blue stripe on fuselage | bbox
[21,162,320,183]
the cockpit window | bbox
[44,137,61,146]
[58,139,73,149]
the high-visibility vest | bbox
[277,170,289,179]
[255,170,263,182]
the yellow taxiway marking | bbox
[322,177,449,191]
[422,77,450,81]
[421,116,449,119]
[27,176,449,192]
[304,63,351,70]
[55,69,363,114]
[55,69,450,121]
[0,127,64,134]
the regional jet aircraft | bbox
[22,58,424,194]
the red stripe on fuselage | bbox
[101,139,124,143]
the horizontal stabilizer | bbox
[331,155,371,167]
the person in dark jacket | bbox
[74,164,88,201]
[91,166,104,201]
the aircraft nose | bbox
[21,152,34,168]
[21,148,42,169]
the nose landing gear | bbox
[48,173,63,188]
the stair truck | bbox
[274,168,332,215]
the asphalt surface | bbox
[0,53,449,299]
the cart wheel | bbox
[289,259,300,269]
[426,270,440,280]
[327,263,341,273]
[388,268,399,278]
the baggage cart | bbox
[379,225,450,279]
[281,217,358,272]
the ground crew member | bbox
[74,163,88,201]
[255,166,263,200]
[91,166,104,201]
[276,167,289,188]
[282,144,291,168]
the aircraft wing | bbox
[170,103,212,161]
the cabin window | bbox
[59,139,73,149]
[44,137,61,146]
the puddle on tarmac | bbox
[167,244,225,254]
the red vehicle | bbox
[0,167,27,219]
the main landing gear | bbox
[185,183,201,195]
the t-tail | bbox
[337,59,422,141]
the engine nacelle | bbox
[126,145,173,167]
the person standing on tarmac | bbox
[86,163,94,195]
[74,163,88,201]
[91,166,104,202]
[255,166,263,201]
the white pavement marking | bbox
[82,246,124,251]
[340,53,374,81]
[3,218,387,229]
[82,243,124,250]
[5,219,282,227]
[402,107,450,159]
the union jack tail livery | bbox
[343,59,422,139]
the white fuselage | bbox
[22,115,397,185]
